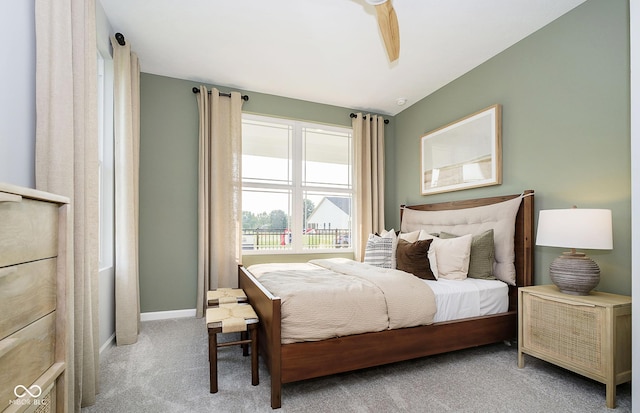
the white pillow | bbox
[427,244,439,280]
[420,232,472,280]
[363,229,397,269]
[398,230,420,243]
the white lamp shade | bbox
[536,208,613,250]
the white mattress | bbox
[424,278,509,323]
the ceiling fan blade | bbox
[374,1,400,62]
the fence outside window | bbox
[242,228,351,250]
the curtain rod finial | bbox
[115,32,126,46]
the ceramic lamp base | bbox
[549,252,600,295]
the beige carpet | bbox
[82,317,631,413]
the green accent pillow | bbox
[440,229,495,280]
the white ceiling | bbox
[99,0,586,116]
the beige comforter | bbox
[248,258,436,344]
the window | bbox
[242,114,354,253]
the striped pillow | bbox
[363,232,396,268]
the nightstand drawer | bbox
[522,292,604,375]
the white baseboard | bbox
[140,308,197,322]
[98,309,196,352]
[100,333,116,354]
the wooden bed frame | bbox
[238,190,534,409]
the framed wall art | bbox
[420,104,502,195]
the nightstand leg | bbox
[517,351,524,368]
[606,383,616,409]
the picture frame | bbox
[420,104,502,195]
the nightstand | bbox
[518,285,631,409]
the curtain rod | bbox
[350,112,389,124]
[115,32,125,46]
[191,87,249,102]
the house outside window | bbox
[241,114,354,253]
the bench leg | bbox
[241,331,249,356]
[208,328,218,393]
[250,326,259,386]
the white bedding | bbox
[248,259,508,343]
[249,258,436,344]
[423,278,508,323]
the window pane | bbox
[242,188,292,251]
[242,119,292,185]
[302,127,352,189]
[303,192,351,249]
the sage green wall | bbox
[139,75,197,312]
[139,74,394,311]
[390,0,630,295]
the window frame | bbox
[241,113,355,255]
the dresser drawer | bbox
[0,312,56,412]
[0,197,59,268]
[0,259,57,341]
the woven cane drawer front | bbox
[523,293,603,374]
[21,382,55,413]
[32,389,53,413]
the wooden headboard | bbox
[401,190,534,310]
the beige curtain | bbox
[195,87,244,317]
[353,113,386,260]
[35,0,99,410]
[111,37,141,345]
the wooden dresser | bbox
[0,183,71,413]
[518,284,631,409]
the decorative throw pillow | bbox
[379,229,399,268]
[396,238,435,280]
[420,232,472,280]
[440,229,495,280]
[398,230,420,243]
[363,231,396,269]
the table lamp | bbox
[536,207,613,295]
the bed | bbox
[238,191,534,409]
